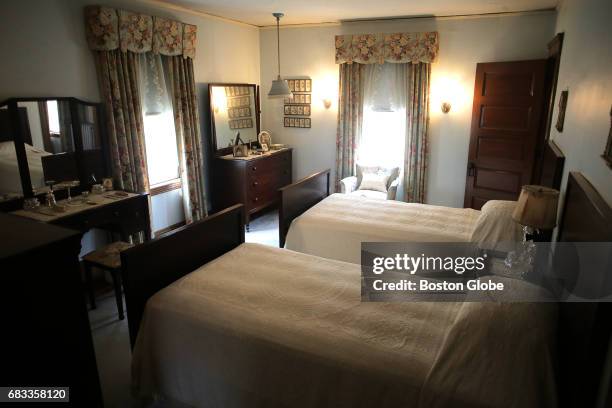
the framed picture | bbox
[305,118,311,128]
[305,79,311,92]
[284,117,289,127]
[284,105,291,114]
[304,105,311,116]
[556,90,568,132]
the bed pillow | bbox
[470,200,523,253]
[358,172,390,193]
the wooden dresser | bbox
[212,148,292,226]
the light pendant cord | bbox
[273,13,283,78]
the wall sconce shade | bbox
[441,102,451,113]
[512,185,560,229]
[323,98,332,109]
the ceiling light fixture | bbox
[268,12,292,98]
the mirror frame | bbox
[0,96,109,210]
[208,83,260,156]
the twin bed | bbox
[121,135,609,407]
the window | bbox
[143,111,180,187]
[360,107,405,168]
[46,100,60,134]
[358,63,406,169]
[138,54,181,188]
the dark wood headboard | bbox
[121,204,245,348]
[278,169,330,247]
[555,172,612,408]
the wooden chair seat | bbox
[83,241,133,320]
[83,241,133,270]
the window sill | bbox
[150,178,182,196]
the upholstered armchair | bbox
[340,165,400,200]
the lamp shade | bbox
[512,185,560,229]
[268,76,292,98]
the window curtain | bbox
[334,32,437,202]
[85,6,206,219]
[403,63,431,203]
[165,55,207,221]
[335,63,365,191]
[360,63,406,170]
[95,49,149,192]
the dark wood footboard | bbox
[278,169,330,247]
[120,204,245,348]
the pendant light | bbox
[268,12,292,98]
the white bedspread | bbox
[285,194,481,264]
[133,243,557,408]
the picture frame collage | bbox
[284,78,312,128]
[225,86,254,129]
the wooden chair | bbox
[83,241,133,320]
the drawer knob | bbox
[251,166,257,171]
[252,181,259,186]
[253,197,259,202]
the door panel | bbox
[464,60,548,209]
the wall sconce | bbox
[323,98,332,109]
[441,102,451,114]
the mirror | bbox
[16,100,77,193]
[209,83,259,155]
[0,97,108,207]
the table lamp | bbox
[505,185,560,272]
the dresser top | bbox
[218,147,291,161]
[11,190,141,222]
[0,212,81,259]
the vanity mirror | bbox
[0,97,108,209]
[208,83,260,156]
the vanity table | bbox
[212,148,292,226]
[11,191,151,241]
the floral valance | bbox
[335,32,438,64]
[85,6,197,59]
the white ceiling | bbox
[159,0,558,26]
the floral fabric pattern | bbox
[119,10,152,53]
[84,6,197,59]
[153,17,183,56]
[403,63,431,203]
[95,49,149,193]
[335,32,438,64]
[182,24,197,60]
[166,55,207,221]
[85,6,119,50]
[335,63,365,191]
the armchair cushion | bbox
[358,172,390,193]
[356,164,400,190]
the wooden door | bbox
[464,60,548,209]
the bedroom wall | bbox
[259,11,557,207]
[0,0,260,100]
[550,0,612,206]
